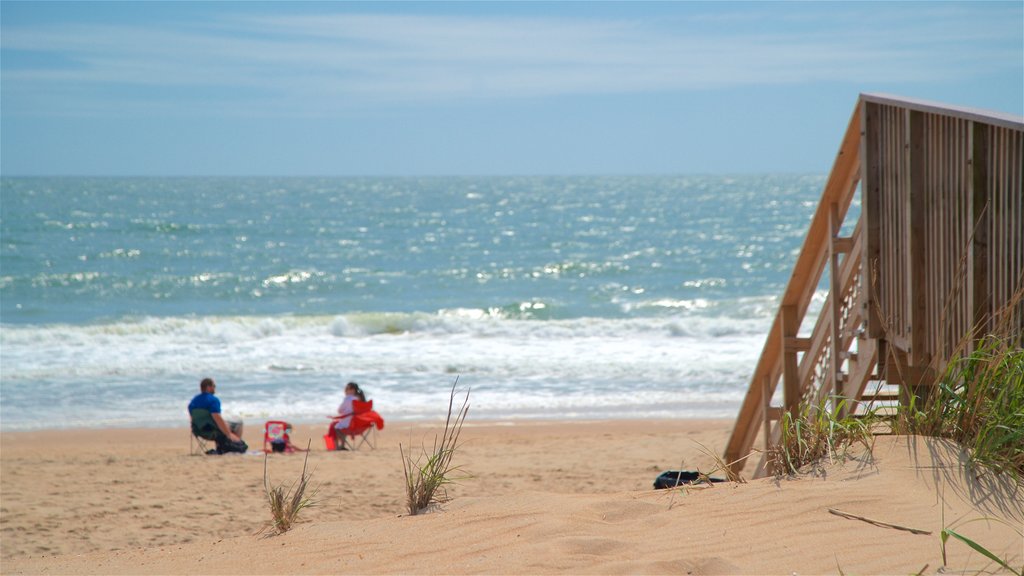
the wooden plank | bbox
[959,119,972,347]
[908,110,930,368]
[784,337,812,352]
[995,129,1005,319]
[861,391,900,402]
[993,128,1002,318]
[862,93,1024,132]
[761,376,775,456]
[832,237,854,253]
[862,100,884,338]
[935,115,942,356]
[925,114,936,359]
[829,202,845,400]
[780,304,802,417]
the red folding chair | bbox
[324,400,385,451]
[263,420,303,453]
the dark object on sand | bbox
[653,470,726,489]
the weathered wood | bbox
[862,93,1023,131]
[829,203,845,400]
[863,101,884,338]
[724,94,1023,477]
[861,391,900,402]
[972,122,990,346]
[780,305,801,417]
[832,237,854,253]
[783,337,812,352]
[908,110,929,368]
[761,376,776,457]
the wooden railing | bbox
[863,95,1024,387]
[724,94,1024,477]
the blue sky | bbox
[2,1,1021,176]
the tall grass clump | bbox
[894,335,1024,484]
[767,395,877,477]
[400,378,470,515]
[261,443,319,535]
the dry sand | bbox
[2,419,1021,575]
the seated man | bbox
[188,377,248,454]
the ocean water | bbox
[0,175,838,431]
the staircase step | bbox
[860,391,900,402]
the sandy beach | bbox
[2,419,1022,575]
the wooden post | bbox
[780,304,801,418]
[907,110,930,370]
[971,121,990,347]
[761,376,779,473]
[862,101,884,338]
[829,202,845,404]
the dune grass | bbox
[767,396,877,477]
[261,442,318,535]
[885,274,1024,483]
[893,335,1024,485]
[400,379,471,515]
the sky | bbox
[1,1,1021,177]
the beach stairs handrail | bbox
[723,94,1024,478]
[723,101,866,478]
[724,98,868,475]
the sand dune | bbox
[2,420,1021,574]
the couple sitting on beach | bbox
[188,378,248,455]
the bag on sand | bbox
[217,439,249,454]
[653,470,726,489]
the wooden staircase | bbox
[723,94,1024,478]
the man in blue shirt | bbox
[188,378,246,453]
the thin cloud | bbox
[2,6,1020,118]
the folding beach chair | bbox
[263,420,303,453]
[190,408,249,455]
[189,408,219,455]
[325,400,385,451]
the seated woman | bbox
[334,381,367,433]
[325,382,383,451]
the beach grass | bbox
[894,334,1024,485]
[261,442,318,535]
[400,379,471,515]
[767,395,876,477]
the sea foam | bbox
[1,310,769,430]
